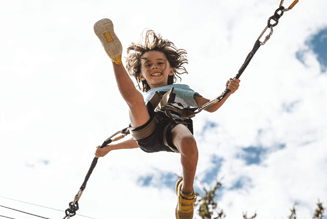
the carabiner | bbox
[257,26,274,45]
[102,127,130,147]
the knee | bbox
[179,136,198,157]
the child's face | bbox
[139,51,174,89]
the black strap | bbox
[236,40,261,79]
[63,130,127,219]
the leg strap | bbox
[130,88,193,146]
[130,89,169,141]
[130,116,157,141]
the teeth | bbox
[151,73,162,76]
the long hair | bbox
[126,30,188,92]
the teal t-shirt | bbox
[143,84,200,109]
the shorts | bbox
[130,103,193,153]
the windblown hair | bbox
[126,30,188,92]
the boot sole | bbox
[94,18,122,64]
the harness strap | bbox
[154,87,198,119]
[148,91,163,110]
[130,116,157,141]
[163,124,180,153]
[129,90,163,140]
[155,87,174,112]
[130,87,194,142]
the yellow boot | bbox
[94,18,122,65]
[175,178,196,219]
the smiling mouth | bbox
[151,72,162,76]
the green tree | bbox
[194,179,325,219]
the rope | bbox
[0,204,50,219]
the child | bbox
[94,18,240,219]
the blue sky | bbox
[1,0,327,219]
[297,27,327,73]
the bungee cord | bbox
[62,0,299,218]
[63,128,130,219]
[194,0,299,114]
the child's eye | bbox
[158,62,164,65]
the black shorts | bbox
[130,104,193,153]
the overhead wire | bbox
[0,204,50,219]
[0,196,97,219]
[0,215,15,219]
[0,195,63,214]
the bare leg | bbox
[94,18,149,127]
[111,62,150,128]
[171,124,198,194]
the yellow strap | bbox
[112,56,122,65]
[287,0,299,10]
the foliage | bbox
[194,180,325,219]
[194,180,226,219]
[313,201,325,219]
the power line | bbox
[0,204,50,219]
[0,215,15,219]
[0,195,62,213]
[0,196,97,219]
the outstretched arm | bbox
[95,137,139,158]
[194,78,240,113]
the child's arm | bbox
[95,137,139,158]
[194,78,240,113]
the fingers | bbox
[226,78,240,93]
[95,145,103,158]
[95,145,111,158]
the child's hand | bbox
[226,78,240,94]
[95,145,110,158]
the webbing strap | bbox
[63,128,129,219]
[235,40,261,79]
[130,116,157,140]
[148,91,162,110]
[130,87,195,142]
[130,88,179,141]
[153,87,198,119]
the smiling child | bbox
[94,19,240,219]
